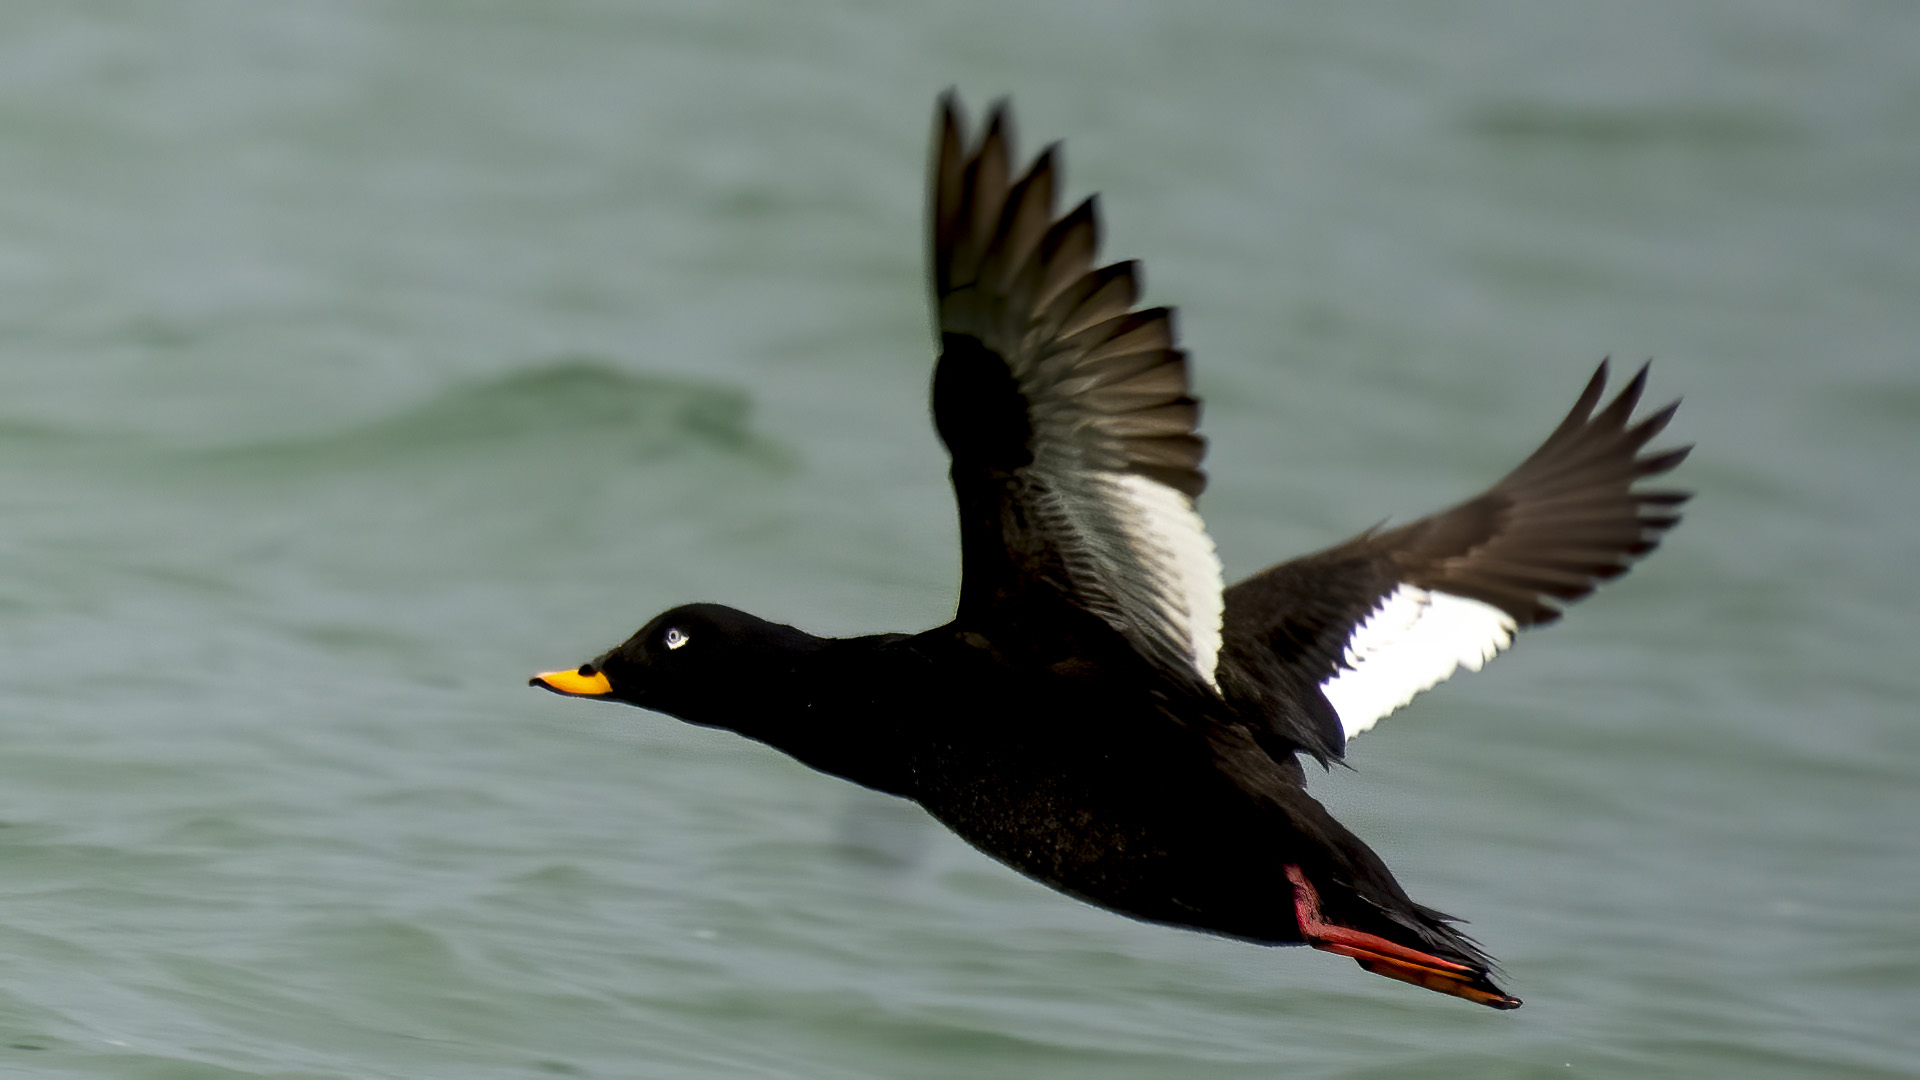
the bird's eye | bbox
[664,628,689,650]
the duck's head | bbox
[530,603,822,726]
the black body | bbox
[584,600,1469,961]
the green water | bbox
[1,3,1915,1077]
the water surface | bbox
[0,3,1914,1077]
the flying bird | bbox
[533,94,1689,1009]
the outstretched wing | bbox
[930,94,1223,688]
[1219,361,1690,753]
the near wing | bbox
[929,94,1224,688]
[1218,361,1690,757]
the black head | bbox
[531,603,825,728]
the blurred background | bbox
[0,2,1914,1077]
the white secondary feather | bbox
[1109,473,1224,688]
[1045,468,1224,690]
[1320,584,1517,738]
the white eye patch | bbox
[664,628,690,650]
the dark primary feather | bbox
[929,93,1220,686]
[1219,359,1691,756]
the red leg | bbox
[1286,865,1522,1009]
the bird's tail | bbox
[1285,864,1520,1009]
[1278,791,1520,1009]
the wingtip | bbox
[1603,362,1652,424]
[1030,140,1062,182]
[935,89,966,148]
[1047,194,1102,255]
[1636,443,1693,477]
[1624,358,1652,394]
[1566,360,1611,425]
[1626,398,1683,446]
[982,96,1015,153]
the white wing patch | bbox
[1045,469,1224,690]
[1110,473,1224,688]
[1320,584,1517,738]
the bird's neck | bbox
[690,633,922,799]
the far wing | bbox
[1218,361,1690,754]
[929,95,1223,688]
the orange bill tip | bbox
[530,668,612,697]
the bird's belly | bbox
[911,744,1294,943]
